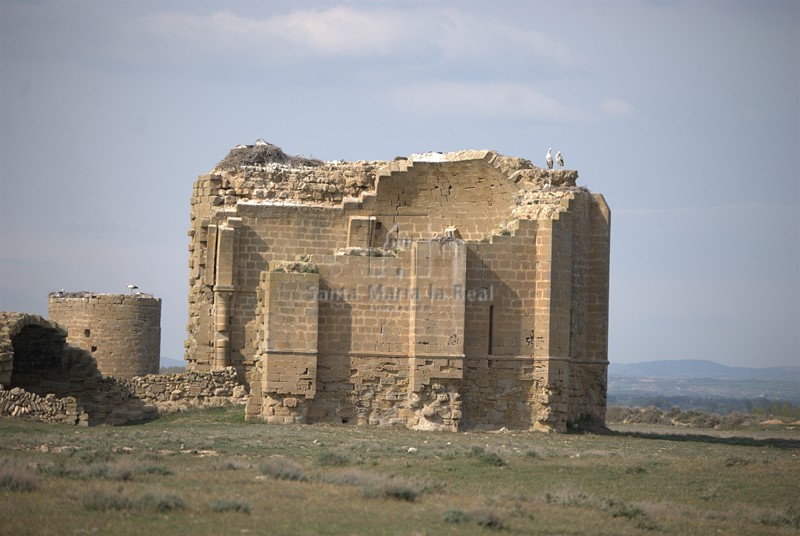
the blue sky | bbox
[1,0,797,368]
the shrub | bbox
[442,508,468,524]
[37,462,82,479]
[473,509,505,529]
[260,457,308,482]
[316,450,357,467]
[470,446,505,466]
[324,469,424,502]
[86,461,136,481]
[77,449,114,464]
[0,463,39,492]
[210,499,252,514]
[137,465,173,476]
[719,412,749,429]
[605,406,634,423]
[141,493,185,512]
[359,475,421,502]
[219,459,252,471]
[604,498,658,530]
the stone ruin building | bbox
[48,292,161,378]
[1,295,242,425]
[185,142,611,432]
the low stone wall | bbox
[0,387,86,425]
[0,367,247,426]
[125,367,247,413]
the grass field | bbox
[1,406,798,535]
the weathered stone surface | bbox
[0,311,245,425]
[0,365,245,425]
[188,143,610,432]
[48,293,161,379]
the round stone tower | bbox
[48,292,161,378]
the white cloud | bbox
[138,6,573,67]
[392,81,583,121]
[140,7,408,57]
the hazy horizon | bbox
[1,1,798,368]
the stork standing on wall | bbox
[127,284,138,295]
[546,148,553,170]
[556,151,564,168]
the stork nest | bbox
[215,142,324,170]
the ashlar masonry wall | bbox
[186,146,611,432]
[48,293,161,378]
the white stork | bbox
[546,148,553,170]
[556,150,564,168]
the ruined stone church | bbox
[185,143,610,432]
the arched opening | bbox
[9,324,68,391]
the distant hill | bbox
[608,359,800,403]
[609,359,800,381]
[159,356,186,371]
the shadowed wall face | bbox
[10,324,66,388]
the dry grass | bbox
[0,406,798,535]
[0,461,39,492]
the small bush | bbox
[473,509,505,529]
[141,493,185,512]
[0,463,39,492]
[442,508,468,524]
[471,446,505,466]
[625,465,648,474]
[137,465,173,476]
[360,475,421,502]
[219,459,252,471]
[322,468,374,486]
[316,450,357,467]
[87,461,136,481]
[325,469,423,502]
[607,499,646,520]
[545,491,592,507]
[77,449,114,464]
[759,508,800,529]
[604,498,658,530]
[260,457,308,482]
[480,451,505,467]
[605,406,634,423]
[719,412,750,429]
[210,499,252,514]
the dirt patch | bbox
[759,419,785,425]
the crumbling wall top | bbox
[202,141,585,224]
